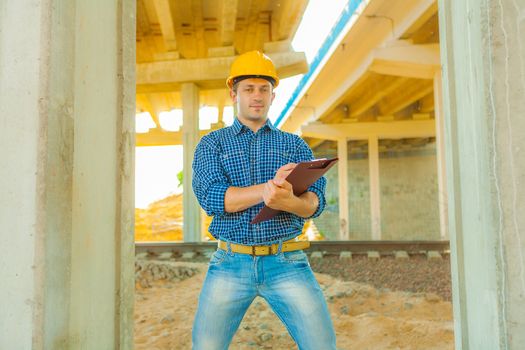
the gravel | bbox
[308,254,452,301]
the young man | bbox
[191,51,336,350]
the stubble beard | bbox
[239,105,268,123]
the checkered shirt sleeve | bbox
[192,136,229,216]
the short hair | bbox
[231,79,274,94]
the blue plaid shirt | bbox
[192,118,326,245]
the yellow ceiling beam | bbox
[272,0,308,41]
[220,0,238,45]
[349,77,409,117]
[369,42,440,79]
[191,0,207,58]
[208,46,235,58]
[136,94,160,128]
[378,80,434,115]
[136,51,308,92]
[301,119,436,141]
[136,129,211,147]
[136,0,152,38]
[153,0,177,51]
[418,92,435,113]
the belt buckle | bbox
[251,245,272,256]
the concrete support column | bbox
[182,83,202,242]
[217,101,226,128]
[368,135,381,240]
[337,138,349,240]
[0,1,135,348]
[433,70,448,240]
[439,0,525,348]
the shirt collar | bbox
[232,117,277,135]
[265,119,278,132]
[231,117,244,135]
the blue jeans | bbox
[192,244,336,350]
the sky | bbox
[135,0,349,208]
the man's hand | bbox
[273,163,296,186]
[263,162,320,218]
[264,163,297,210]
[262,179,296,211]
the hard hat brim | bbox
[229,75,277,88]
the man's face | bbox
[231,78,275,123]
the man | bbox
[191,51,336,350]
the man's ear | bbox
[270,91,276,104]
[230,89,237,103]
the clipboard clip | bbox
[306,158,332,169]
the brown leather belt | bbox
[218,238,310,256]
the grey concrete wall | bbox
[0,0,135,348]
[346,158,372,239]
[314,147,440,241]
[319,159,371,240]
[439,0,525,348]
[379,149,440,240]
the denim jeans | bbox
[192,244,337,350]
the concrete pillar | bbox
[433,70,448,240]
[439,0,525,348]
[182,83,202,242]
[217,101,226,127]
[368,135,381,240]
[337,138,349,240]
[0,1,135,349]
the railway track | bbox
[135,240,450,259]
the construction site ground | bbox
[134,256,453,349]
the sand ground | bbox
[134,261,454,350]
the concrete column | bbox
[368,135,381,240]
[433,70,448,240]
[218,104,224,122]
[182,83,202,242]
[217,101,225,127]
[0,1,135,349]
[337,138,349,240]
[439,0,525,348]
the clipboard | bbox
[251,157,338,224]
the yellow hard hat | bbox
[226,50,279,89]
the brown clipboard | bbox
[250,157,338,224]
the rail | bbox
[135,240,449,258]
